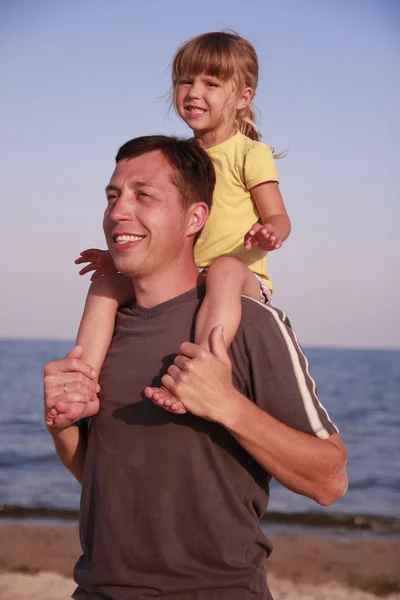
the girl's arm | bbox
[245,181,291,251]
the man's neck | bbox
[132,263,203,309]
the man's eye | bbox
[138,191,150,198]
[107,194,118,203]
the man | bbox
[44,135,348,600]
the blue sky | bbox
[1,0,399,348]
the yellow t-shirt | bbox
[194,131,280,290]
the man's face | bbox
[103,151,189,280]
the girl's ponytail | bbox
[236,103,261,142]
[236,102,283,158]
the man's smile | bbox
[113,233,145,250]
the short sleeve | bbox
[248,306,338,439]
[243,142,280,190]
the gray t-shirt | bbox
[73,286,337,600]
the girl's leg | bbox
[195,256,261,349]
[148,257,261,415]
[76,274,134,374]
[55,274,134,425]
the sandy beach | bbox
[0,523,399,599]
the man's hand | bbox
[244,222,282,251]
[75,248,117,281]
[145,326,238,423]
[44,345,100,429]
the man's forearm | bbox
[49,424,86,484]
[221,391,348,506]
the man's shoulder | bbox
[240,296,288,325]
[237,297,291,350]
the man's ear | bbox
[186,202,209,238]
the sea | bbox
[0,339,399,538]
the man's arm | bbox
[146,325,348,506]
[222,396,347,505]
[44,345,99,483]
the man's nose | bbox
[109,193,134,222]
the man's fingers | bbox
[179,342,206,359]
[161,373,177,395]
[44,349,97,379]
[174,355,191,370]
[61,379,99,399]
[66,345,83,359]
[167,364,182,382]
[170,401,187,414]
[45,372,98,392]
[45,388,92,421]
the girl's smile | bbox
[176,74,240,146]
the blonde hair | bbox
[171,31,261,141]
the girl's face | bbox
[175,74,246,142]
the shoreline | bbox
[1,504,399,537]
[0,523,399,599]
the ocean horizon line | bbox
[1,337,399,353]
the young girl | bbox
[74,31,291,414]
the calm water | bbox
[0,339,399,523]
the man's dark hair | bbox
[116,135,215,215]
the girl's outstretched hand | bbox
[75,248,117,280]
[244,222,282,252]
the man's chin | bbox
[114,265,143,280]
[112,257,142,279]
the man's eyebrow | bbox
[132,180,156,188]
[105,180,160,193]
[105,184,120,193]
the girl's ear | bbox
[186,202,209,238]
[236,87,253,111]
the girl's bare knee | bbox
[208,256,246,279]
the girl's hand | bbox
[75,248,117,280]
[244,222,282,252]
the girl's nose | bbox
[187,82,202,99]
